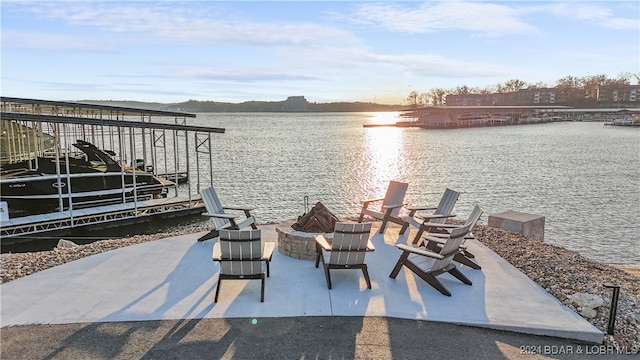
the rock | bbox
[580,307,598,319]
[569,292,604,309]
[56,239,79,248]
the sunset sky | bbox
[2,1,638,104]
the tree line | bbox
[164,99,402,112]
[405,72,640,107]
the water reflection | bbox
[361,127,406,191]
[364,112,402,126]
[358,113,411,209]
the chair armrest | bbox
[423,235,447,244]
[423,235,468,250]
[315,234,332,251]
[427,232,473,241]
[262,242,276,260]
[202,212,237,220]
[404,205,437,217]
[405,205,437,211]
[419,213,456,221]
[212,243,222,260]
[361,197,384,206]
[381,203,405,210]
[421,221,460,228]
[396,244,444,259]
[223,206,254,212]
[366,240,375,252]
[425,232,449,238]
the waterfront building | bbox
[281,96,308,111]
[446,85,640,108]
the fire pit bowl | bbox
[275,220,329,260]
[275,202,340,260]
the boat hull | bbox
[1,172,171,217]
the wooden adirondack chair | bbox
[402,188,460,244]
[418,205,484,270]
[315,222,375,289]
[358,181,409,234]
[212,229,275,302]
[389,221,474,296]
[198,187,258,241]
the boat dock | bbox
[0,196,204,242]
[364,105,576,129]
[0,97,224,242]
[365,106,640,129]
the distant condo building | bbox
[446,85,640,108]
[281,96,308,111]
[596,85,638,104]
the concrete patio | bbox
[0,223,603,344]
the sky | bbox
[1,1,639,105]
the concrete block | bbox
[488,210,545,241]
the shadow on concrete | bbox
[1,317,605,360]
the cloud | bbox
[351,1,538,36]
[14,1,360,47]
[179,68,324,82]
[350,1,638,35]
[535,2,640,31]
[1,31,117,51]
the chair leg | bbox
[389,250,410,279]
[266,260,271,277]
[423,273,452,296]
[454,252,481,270]
[214,278,222,302]
[378,218,388,234]
[462,249,476,259]
[362,265,372,289]
[425,240,440,252]
[411,226,426,245]
[315,246,322,268]
[400,258,452,296]
[378,209,393,234]
[198,229,219,242]
[448,267,473,285]
[399,221,409,235]
[324,265,332,289]
[401,209,419,235]
[260,274,265,302]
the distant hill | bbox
[77,100,173,111]
[80,98,404,113]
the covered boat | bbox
[0,140,174,217]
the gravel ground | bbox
[1,223,638,352]
[473,225,639,352]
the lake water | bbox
[192,112,639,267]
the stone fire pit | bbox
[275,202,339,260]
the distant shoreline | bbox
[80,99,405,113]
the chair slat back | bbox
[430,188,460,225]
[218,229,263,275]
[381,181,409,217]
[330,222,373,265]
[431,222,472,270]
[201,187,229,229]
[465,205,484,231]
